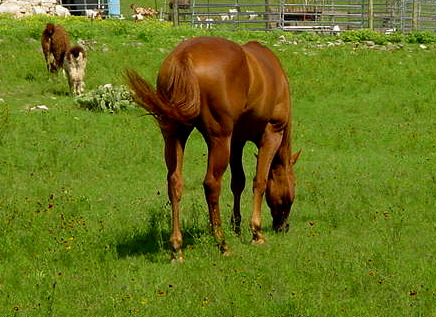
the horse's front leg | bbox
[163,127,191,262]
[204,136,232,255]
[230,141,246,235]
[251,126,283,244]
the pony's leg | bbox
[67,76,74,96]
[230,141,246,235]
[42,42,51,72]
[251,125,283,244]
[44,54,50,72]
[163,126,191,262]
[203,136,231,255]
[57,52,66,71]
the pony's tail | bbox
[45,23,56,37]
[125,54,200,125]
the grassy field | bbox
[1,15,435,317]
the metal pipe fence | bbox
[167,0,436,32]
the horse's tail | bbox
[125,54,200,125]
[44,23,56,37]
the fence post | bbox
[412,0,419,30]
[279,0,284,30]
[173,0,180,26]
[368,0,374,29]
[265,0,271,30]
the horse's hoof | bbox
[231,219,242,235]
[171,256,185,263]
[222,248,232,256]
[170,251,185,263]
[273,222,290,233]
[220,243,232,256]
[232,226,241,236]
[251,237,266,245]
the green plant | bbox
[407,30,436,44]
[0,102,10,145]
[386,31,406,43]
[74,84,136,112]
[340,28,388,44]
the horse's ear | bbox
[291,149,302,165]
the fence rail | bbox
[168,0,436,32]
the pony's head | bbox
[266,150,301,232]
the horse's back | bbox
[233,41,290,141]
[242,41,290,110]
[158,37,251,129]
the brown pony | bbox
[41,23,70,73]
[126,36,299,262]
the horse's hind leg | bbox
[203,135,232,255]
[163,125,192,262]
[230,141,246,235]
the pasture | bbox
[1,15,435,316]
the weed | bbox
[74,84,135,112]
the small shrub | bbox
[75,84,136,112]
[386,31,405,43]
[297,31,323,42]
[407,30,436,44]
[340,29,387,44]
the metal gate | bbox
[61,0,121,17]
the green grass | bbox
[0,15,435,316]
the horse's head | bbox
[266,150,301,232]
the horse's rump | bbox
[127,37,251,125]
[43,23,56,37]
[41,23,70,72]
[157,51,200,122]
[126,58,200,125]
[68,46,86,59]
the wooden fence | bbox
[166,0,436,32]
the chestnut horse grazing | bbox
[126,36,299,262]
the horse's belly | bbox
[233,112,269,142]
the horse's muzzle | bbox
[273,221,290,233]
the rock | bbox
[364,41,375,47]
[0,2,21,15]
[0,0,68,18]
[55,5,71,17]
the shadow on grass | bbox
[48,89,69,97]
[115,213,209,263]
